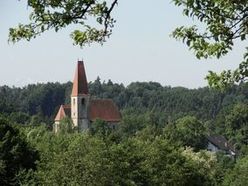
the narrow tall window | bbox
[73,98,76,116]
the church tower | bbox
[71,61,90,130]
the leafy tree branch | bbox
[172,0,248,88]
[9,0,118,47]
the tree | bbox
[9,112,30,124]
[223,155,248,186]
[58,116,74,134]
[0,116,38,185]
[90,119,112,136]
[14,120,222,185]
[9,0,118,47]
[221,103,248,151]
[172,0,248,89]
[164,116,208,151]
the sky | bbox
[0,0,246,88]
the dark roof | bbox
[54,105,71,121]
[71,61,88,96]
[207,134,236,153]
[89,99,121,122]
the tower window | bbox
[73,98,75,105]
[81,98,85,105]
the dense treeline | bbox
[0,82,71,120]
[1,79,248,148]
[1,78,248,124]
[1,79,248,185]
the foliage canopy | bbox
[172,0,248,88]
[9,0,118,47]
[0,117,38,185]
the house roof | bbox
[207,134,236,153]
[54,105,71,121]
[54,99,121,123]
[71,61,88,96]
[89,99,121,122]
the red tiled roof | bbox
[89,99,121,122]
[71,61,88,96]
[54,105,71,121]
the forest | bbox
[1,79,248,185]
[2,0,248,185]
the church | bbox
[54,61,121,132]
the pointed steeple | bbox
[71,61,89,96]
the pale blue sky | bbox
[0,0,246,88]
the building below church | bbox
[54,61,121,132]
